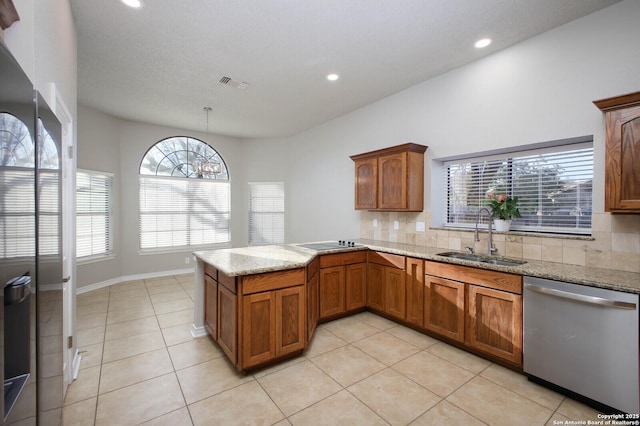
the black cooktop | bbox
[297,240,362,251]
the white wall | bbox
[75,0,640,287]
[245,0,640,240]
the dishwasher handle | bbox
[525,283,637,310]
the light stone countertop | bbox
[194,239,640,295]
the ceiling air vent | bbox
[218,75,249,90]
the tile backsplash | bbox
[359,211,640,273]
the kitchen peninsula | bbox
[193,240,640,372]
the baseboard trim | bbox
[72,350,82,380]
[77,267,194,294]
[191,324,207,338]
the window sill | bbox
[138,243,232,256]
[77,254,116,265]
[432,226,594,241]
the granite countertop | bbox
[195,239,640,295]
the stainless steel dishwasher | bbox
[523,276,639,414]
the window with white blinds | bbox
[249,182,285,245]
[139,176,230,249]
[76,170,113,259]
[443,140,593,234]
[139,137,231,251]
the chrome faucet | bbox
[475,208,497,256]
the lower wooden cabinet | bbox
[204,274,218,338]
[217,284,237,364]
[241,285,306,369]
[318,251,367,320]
[423,260,523,367]
[367,263,385,311]
[424,275,465,343]
[306,261,319,342]
[405,258,424,327]
[467,284,522,365]
[367,251,406,320]
[345,263,367,311]
[319,266,345,319]
[275,286,306,356]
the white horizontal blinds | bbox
[76,170,112,258]
[445,143,593,234]
[0,168,35,258]
[38,170,61,256]
[139,176,230,249]
[248,182,284,245]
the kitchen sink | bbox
[436,252,527,267]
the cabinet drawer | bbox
[218,271,237,294]
[319,251,367,268]
[241,268,305,295]
[368,251,405,269]
[204,263,218,280]
[425,261,522,294]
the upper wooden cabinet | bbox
[594,92,640,213]
[350,143,428,211]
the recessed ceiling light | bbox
[121,0,142,8]
[327,74,339,81]
[475,38,492,49]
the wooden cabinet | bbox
[405,257,424,327]
[367,251,406,320]
[367,262,385,311]
[318,251,367,320]
[319,266,345,319]
[424,260,523,367]
[241,291,274,367]
[218,284,237,364]
[594,92,640,212]
[306,258,319,342]
[467,285,522,365]
[275,286,305,356]
[350,143,428,211]
[354,158,377,209]
[345,263,367,311]
[424,275,465,343]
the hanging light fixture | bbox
[193,107,222,178]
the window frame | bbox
[248,182,285,246]
[76,169,114,263]
[138,136,231,252]
[435,136,594,236]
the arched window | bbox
[139,136,230,250]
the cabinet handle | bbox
[525,284,636,310]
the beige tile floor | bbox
[63,273,604,426]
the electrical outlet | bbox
[185,256,190,264]
[394,221,399,230]
[373,219,378,228]
[416,221,425,232]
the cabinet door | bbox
[378,152,407,209]
[367,263,385,311]
[218,284,238,364]
[424,276,465,343]
[384,267,406,319]
[242,291,275,368]
[204,275,217,338]
[345,263,367,311]
[319,266,345,319]
[276,286,305,356]
[467,285,522,365]
[307,271,319,342]
[605,106,640,211]
[354,158,378,209]
[405,258,424,327]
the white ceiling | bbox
[71,0,621,139]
